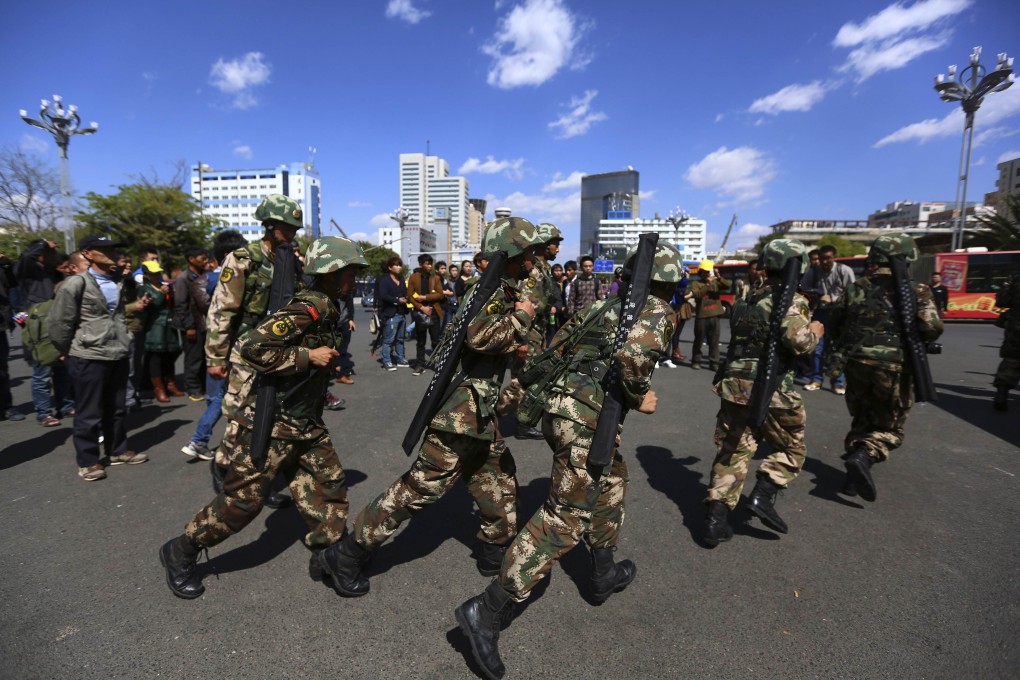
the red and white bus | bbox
[934,250,1020,320]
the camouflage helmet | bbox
[624,242,685,283]
[868,233,919,264]
[304,236,369,275]
[761,238,807,272]
[537,222,564,243]
[481,216,544,258]
[254,194,304,229]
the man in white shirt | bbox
[800,245,855,394]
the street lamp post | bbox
[934,47,1014,251]
[20,95,99,254]
[388,207,411,260]
[666,206,689,252]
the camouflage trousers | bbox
[498,413,627,602]
[186,425,348,551]
[706,397,807,510]
[213,362,256,467]
[842,360,912,462]
[993,358,1020,390]
[352,428,518,551]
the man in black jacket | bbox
[173,247,210,400]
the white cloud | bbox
[209,52,271,109]
[734,222,772,248]
[369,213,394,229]
[833,0,971,47]
[483,0,588,89]
[143,71,157,82]
[385,0,431,24]
[749,81,827,115]
[714,113,725,123]
[639,189,657,201]
[974,127,1020,149]
[840,33,948,82]
[543,170,585,192]
[19,134,50,154]
[999,150,1020,164]
[685,146,777,203]
[233,144,253,160]
[483,190,579,226]
[548,90,607,139]
[458,156,526,179]
[874,85,1020,147]
[347,231,370,242]
[347,201,373,208]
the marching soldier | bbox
[455,242,682,680]
[204,194,304,508]
[992,271,1020,411]
[158,237,369,598]
[703,239,823,546]
[314,217,542,598]
[827,234,943,502]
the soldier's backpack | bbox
[22,300,61,367]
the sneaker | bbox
[60,408,76,417]
[412,367,425,376]
[2,408,25,422]
[396,361,410,368]
[78,464,107,481]
[181,442,213,461]
[659,359,677,368]
[325,393,346,411]
[804,382,822,391]
[383,364,397,372]
[38,416,61,427]
[187,393,205,402]
[109,450,149,465]
[833,385,846,396]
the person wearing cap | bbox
[140,260,184,403]
[159,237,370,599]
[49,235,148,482]
[204,194,306,509]
[685,259,731,370]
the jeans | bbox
[191,373,227,447]
[807,310,845,387]
[30,359,72,420]
[380,315,406,367]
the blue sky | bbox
[3,0,1019,259]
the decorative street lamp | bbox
[666,206,689,250]
[20,95,99,254]
[934,47,1014,251]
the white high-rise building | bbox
[596,215,708,263]
[191,162,321,241]
[398,153,470,257]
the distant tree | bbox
[969,196,1020,250]
[816,234,867,256]
[0,146,65,257]
[357,240,399,279]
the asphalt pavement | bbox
[0,312,1017,680]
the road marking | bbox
[991,467,1015,477]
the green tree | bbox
[816,234,867,256]
[969,196,1020,250]
[357,240,399,279]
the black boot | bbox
[844,448,877,502]
[455,580,514,680]
[993,385,1009,412]
[840,478,859,497]
[210,459,226,495]
[589,546,637,605]
[265,492,292,509]
[703,501,734,547]
[476,541,508,577]
[747,477,789,534]
[317,533,370,597]
[514,424,544,440]
[159,535,205,599]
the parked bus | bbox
[934,250,1020,320]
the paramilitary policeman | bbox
[992,270,1020,411]
[158,236,369,598]
[455,242,683,680]
[204,194,304,508]
[827,234,942,502]
[314,217,543,598]
[703,239,823,546]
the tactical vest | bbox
[843,278,902,350]
[727,286,773,361]
[273,290,338,426]
[235,242,275,341]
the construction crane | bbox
[715,213,738,262]
[330,217,348,238]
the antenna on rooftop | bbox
[306,146,317,170]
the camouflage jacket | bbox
[429,278,533,440]
[518,258,554,330]
[234,289,339,440]
[205,240,302,368]
[546,294,674,429]
[714,283,818,409]
[828,271,943,370]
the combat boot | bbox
[514,424,544,440]
[476,541,508,577]
[158,535,205,599]
[589,546,637,605]
[703,501,734,547]
[317,533,370,597]
[993,385,1009,412]
[844,448,877,502]
[747,477,789,534]
[455,580,514,680]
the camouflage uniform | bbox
[185,290,349,550]
[828,270,943,461]
[499,255,555,413]
[706,285,819,509]
[993,275,1020,398]
[352,278,531,551]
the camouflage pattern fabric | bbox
[206,241,277,369]
[760,238,808,271]
[994,278,1020,389]
[253,193,304,229]
[994,358,1020,390]
[304,236,369,274]
[186,425,348,550]
[481,217,542,259]
[501,257,555,413]
[706,399,807,509]
[842,360,912,461]
[867,233,919,265]
[498,409,627,602]
[352,429,518,550]
[625,241,689,283]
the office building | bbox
[191,162,321,241]
[376,225,437,263]
[867,201,949,228]
[467,198,487,249]
[398,153,471,255]
[580,170,640,256]
[596,215,707,263]
[989,155,1020,215]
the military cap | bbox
[254,194,304,229]
[304,236,369,275]
[79,235,128,250]
[868,233,919,264]
[624,242,685,283]
[761,238,807,272]
[537,222,564,243]
[481,216,544,259]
